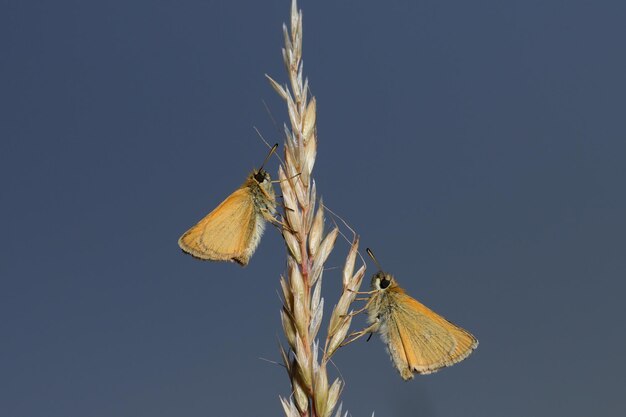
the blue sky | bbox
[2,1,625,416]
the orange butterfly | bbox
[346,249,478,379]
[178,145,278,266]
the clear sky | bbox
[2,1,625,416]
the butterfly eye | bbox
[254,170,267,183]
[379,277,391,289]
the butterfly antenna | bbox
[366,248,384,271]
[259,143,279,171]
[254,127,285,165]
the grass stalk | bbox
[267,2,367,417]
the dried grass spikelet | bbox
[325,240,366,359]
[271,2,366,417]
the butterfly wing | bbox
[178,187,259,266]
[384,291,478,379]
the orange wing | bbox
[178,187,259,266]
[385,292,478,379]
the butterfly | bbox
[346,249,478,379]
[178,145,278,266]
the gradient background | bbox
[2,1,625,416]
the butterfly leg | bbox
[346,288,377,295]
[261,208,297,234]
[339,294,374,319]
[339,304,369,319]
[340,319,380,348]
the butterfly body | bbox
[367,271,478,379]
[178,169,276,266]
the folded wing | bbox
[386,293,478,378]
[178,188,257,266]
